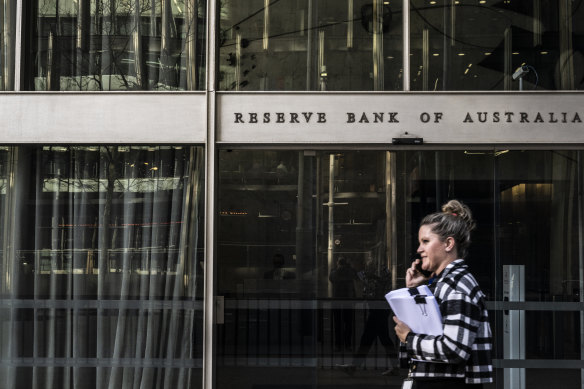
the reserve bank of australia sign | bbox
[219,92,584,144]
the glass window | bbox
[410,1,584,90]
[216,148,584,389]
[218,0,403,91]
[0,146,204,388]
[22,1,207,91]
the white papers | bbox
[385,285,443,336]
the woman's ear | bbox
[444,237,455,252]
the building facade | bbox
[1,0,584,388]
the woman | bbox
[393,200,493,388]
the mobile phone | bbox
[412,254,432,277]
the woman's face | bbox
[417,224,450,273]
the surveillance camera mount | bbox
[513,65,530,91]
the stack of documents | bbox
[385,285,443,336]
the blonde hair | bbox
[420,200,476,258]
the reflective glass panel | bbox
[0,146,204,389]
[23,1,207,91]
[217,148,584,389]
[410,0,584,90]
[218,0,403,91]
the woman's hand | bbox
[393,316,412,343]
[406,259,430,287]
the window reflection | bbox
[410,0,584,90]
[218,0,403,91]
[23,0,206,91]
[0,146,204,389]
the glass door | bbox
[215,150,398,389]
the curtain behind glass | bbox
[0,146,204,389]
[23,1,206,91]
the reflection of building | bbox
[1,1,584,389]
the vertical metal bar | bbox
[559,0,574,89]
[442,0,450,90]
[296,153,304,279]
[577,151,584,389]
[203,0,217,388]
[133,0,144,89]
[347,0,353,49]
[402,0,410,91]
[76,0,89,89]
[235,33,241,91]
[318,29,326,91]
[14,0,22,91]
[47,32,54,91]
[492,148,504,388]
[263,0,270,51]
[0,1,5,90]
[306,0,313,90]
[450,0,455,46]
[372,0,384,90]
[422,26,428,91]
[327,154,334,296]
[314,152,321,288]
[160,0,171,83]
[2,0,15,90]
[386,151,398,290]
[504,27,512,90]
[186,0,199,90]
[533,0,541,47]
[150,0,157,36]
[4,147,18,388]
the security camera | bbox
[512,65,530,80]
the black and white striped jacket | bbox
[399,259,493,384]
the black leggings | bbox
[410,378,483,388]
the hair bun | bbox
[442,199,476,231]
